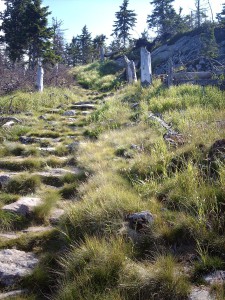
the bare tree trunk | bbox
[140,47,152,87]
[124,56,137,84]
[37,59,44,92]
[100,46,105,62]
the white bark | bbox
[140,47,152,87]
[37,61,44,92]
[100,46,105,62]
[124,56,137,84]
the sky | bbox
[0,0,224,43]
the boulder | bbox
[125,211,154,232]
[204,270,225,285]
[189,287,213,300]
[0,249,38,286]
[2,196,42,216]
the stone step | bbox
[0,226,53,241]
[0,249,39,286]
[2,196,43,216]
[69,104,96,110]
[19,136,62,144]
[0,289,28,299]
[189,287,213,300]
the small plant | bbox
[33,190,61,222]
[5,174,41,195]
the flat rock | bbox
[2,196,42,216]
[70,104,96,110]
[189,287,213,300]
[38,147,56,153]
[49,208,64,225]
[0,249,39,286]
[37,167,82,178]
[22,226,53,233]
[0,289,28,299]
[63,110,76,116]
[204,270,225,285]
[0,233,19,240]
[2,121,15,128]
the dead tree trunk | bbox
[100,46,105,62]
[37,60,44,92]
[140,47,152,87]
[124,56,137,84]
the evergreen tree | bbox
[93,34,107,61]
[78,25,93,64]
[66,36,82,67]
[200,23,218,58]
[112,0,137,48]
[147,0,177,37]
[0,0,53,67]
[217,3,225,25]
[51,18,65,63]
[147,0,190,38]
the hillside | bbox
[0,61,225,300]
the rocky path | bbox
[0,95,101,298]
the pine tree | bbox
[0,0,53,67]
[112,0,137,48]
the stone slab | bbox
[2,196,42,216]
[0,249,39,286]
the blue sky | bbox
[0,0,224,43]
[41,0,224,43]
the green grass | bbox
[71,60,124,91]
[0,61,225,299]
[5,174,41,195]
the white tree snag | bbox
[37,60,44,92]
[124,56,137,84]
[167,57,173,88]
[140,47,152,87]
[100,46,105,62]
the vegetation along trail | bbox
[0,61,224,300]
[0,0,225,298]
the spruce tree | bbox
[112,0,137,48]
[147,0,187,38]
[78,25,93,64]
[217,3,225,25]
[0,0,53,67]
[66,36,82,67]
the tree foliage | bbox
[112,0,137,48]
[0,0,53,67]
[147,0,190,39]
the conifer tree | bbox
[217,3,225,25]
[112,0,137,48]
[0,0,53,67]
[78,25,93,64]
[147,0,188,38]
